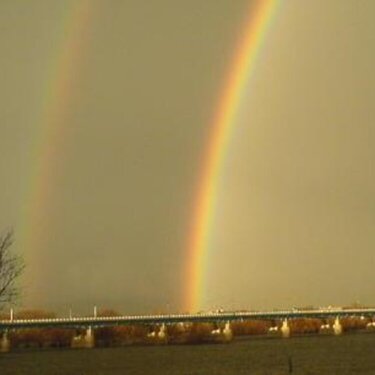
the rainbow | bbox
[185,0,280,312]
[19,0,93,299]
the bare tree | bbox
[0,230,24,305]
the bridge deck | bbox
[1,308,375,329]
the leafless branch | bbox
[0,230,24,307]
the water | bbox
[1,333,375,374]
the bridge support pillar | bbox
[333,317,342,335]
[158,324,167,340]
[0,332,10,353]
[84,326,95,348]
[72,327,95,348]
[223,321,233,341]
[281,319,290,338]
[366,320,375,330]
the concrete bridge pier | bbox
[0,331,10,353]
[333,317,342,335]
[84,326,95,348]
[366,319,375,330]
[158,324,167,340]
[72,326,95,348]
[268,319,279,335]
[281,319,290,338]
[222,321,233,341]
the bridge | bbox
[1,308,375,351]
[1,308,375,329]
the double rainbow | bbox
[19,0,279,310]
[185,0,280,312]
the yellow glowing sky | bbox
[0,0,374,313]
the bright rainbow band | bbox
[185,0,280,312]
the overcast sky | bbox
[1,0,374,315]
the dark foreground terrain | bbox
[1,333,375,375]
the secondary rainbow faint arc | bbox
[20,0,93,292]
[185,0,280,312]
